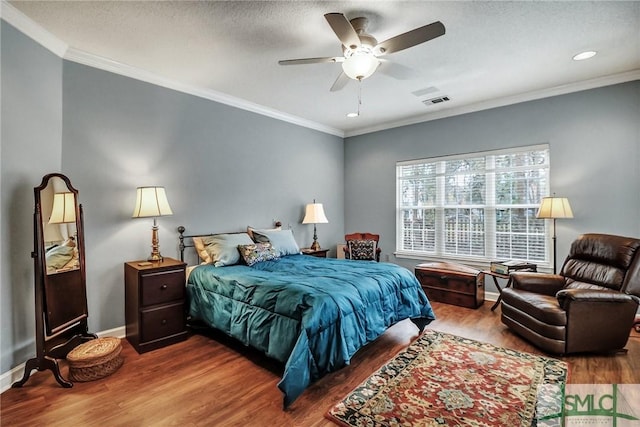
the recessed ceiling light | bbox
[573,51,597,61]
[346,112,359,118]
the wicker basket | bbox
[67,337,123,382]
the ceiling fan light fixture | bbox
[342,49,379,80]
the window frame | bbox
[395,144,551,269]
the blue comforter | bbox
[186,254,434,407]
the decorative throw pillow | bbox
[348,239,377,261]
[237,242,279,266]
[199,233,255,267]
[250,229,301,257]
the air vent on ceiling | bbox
[412,86,439,97]
[422,96,450,106]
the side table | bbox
[124,258,188,353]
[484,266,537,311]
[301,248,329,258]
[483,271,512,311]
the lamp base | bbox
[148,219,163,262]
[310,240,321,251]
[148,253,163,262]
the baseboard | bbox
[0,326,125,394]
[486,291,499,302]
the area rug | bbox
[326,330,568,427]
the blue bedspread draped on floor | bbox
[186,254,434,407]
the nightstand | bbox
[124,258,188,354]
[301,248,329,258]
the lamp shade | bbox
[342,53,379,80]
[48,192,76,224]
[132,186,173,218]
[536,197,574,219]
[302,203,329,224]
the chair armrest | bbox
[557,288,640,309]
[510,272,565,296]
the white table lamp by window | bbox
[302,200,329,251]
[536,196,573,274]
[132,186,173,262]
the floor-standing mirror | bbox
[13,173,96,388]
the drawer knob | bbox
[160,284,168,290]
[161,319,167,325]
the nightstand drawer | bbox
[140,303,185,343]
[140,269,185,306]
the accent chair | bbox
[344,232,382,262]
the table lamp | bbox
[132,186,173,262]
[302,200,328,251]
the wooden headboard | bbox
[177,222,283,265]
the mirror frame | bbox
[12,173,96,389]
[35,173,88,334]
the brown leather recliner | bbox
[501,233,640,355]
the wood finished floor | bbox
[2,301,639,426]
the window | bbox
[396,145,550,266]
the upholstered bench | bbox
[67,337,123,382]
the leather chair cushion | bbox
[563,259,626,291]
[501,288,566,326]
[568,234,640,269]
[501,302,566,341]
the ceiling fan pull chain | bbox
[358,78,362,115]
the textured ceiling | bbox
[8,1,640,136]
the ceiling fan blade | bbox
[376,21,445,55]
[278,57,344,65]
[324,13,361,49]
[330,72,350,92]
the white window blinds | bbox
[396,144,550,265]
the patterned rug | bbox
[326,330,568,427]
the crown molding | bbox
[0,1,67,57]
[64,48,344,137]
[345,69,640,137]
[0,1,343,138]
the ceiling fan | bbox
[278,13,445,91]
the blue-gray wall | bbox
[1,23,63,374]
[0,20,343,376]
[61,61,344,333]
[344,81,640,279]
[2,17,639,380]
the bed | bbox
[179,225,435,408]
